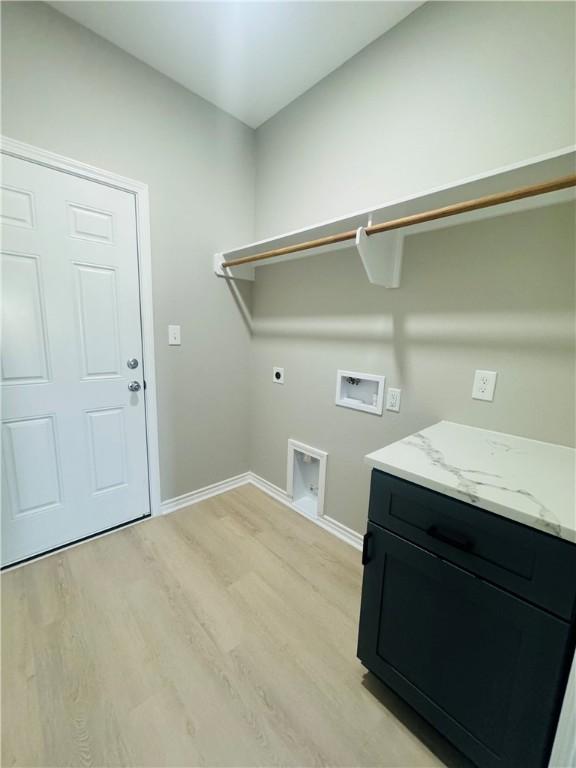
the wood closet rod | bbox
[221,174,576,269]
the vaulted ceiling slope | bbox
[49,1,423,128]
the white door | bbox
[1,154,150,566]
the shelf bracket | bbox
[214,253,255,281]
[355,226,403,288]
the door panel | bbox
[2,416,62,515]
[1,252,50,383]
[67,203,114,244]
[74,263,121,378]
[1,154,150,565]
[0,185,35,228]
[85,407,127,493]
[358,524,571,768]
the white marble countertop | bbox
[365,421,576,543]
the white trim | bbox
[1,137,150,193]
[335,369,386,416]
[320,514,364,550]
[160,473,251,514]
[1,136,162,518]
[160,470,362,550]
[286,438,328,519]
[248,472,363,551]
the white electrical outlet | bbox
[168,325,181,345]
[472,370,497,401]
[386,387,402,412]
[272,367,284,384]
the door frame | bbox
[1,135,162,519]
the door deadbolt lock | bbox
[128,381,141,392]
[127,358,139,369]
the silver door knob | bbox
[127,358,139,369]
[128,381,141,392]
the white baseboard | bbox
[8,471,360,571]
[246,471,292,507]
[160,471,363,551]
[160,472,251,514]
[247,472,363,551]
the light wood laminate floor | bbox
[2,484,469,767]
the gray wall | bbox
[252,1,576,532]
[256,1,575,235]
[1,1,256,502]
[3,2,574,534]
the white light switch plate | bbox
[472,370,497,401]
[168,325,181,345]
[386,387,402,412]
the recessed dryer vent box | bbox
[287,439,327,519]
[335,370,385,415]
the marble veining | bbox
[403,431,562,537]
[365,421,575,542]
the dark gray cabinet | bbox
[358,471,576,768]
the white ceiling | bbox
[49,1,423,128]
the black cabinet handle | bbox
[427,524,473,552]
[362,531,373,565]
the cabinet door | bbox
[357,524,572,768]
